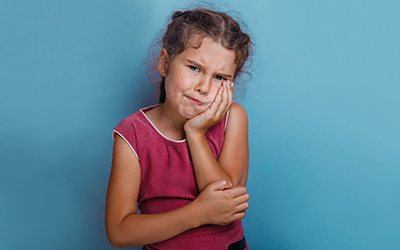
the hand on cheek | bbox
[216,79,234,117]
[183,79,234,135]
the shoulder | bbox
[112,112,142,160]
[229,102,247,118]
[227,102,248,125]
[224,102,248,135]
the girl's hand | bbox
[183,80,234,136]
[193,180,250,227]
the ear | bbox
[157,48,169,77]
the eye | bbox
[188,65,200,73]
[215,75,227,81]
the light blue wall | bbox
[1,0,399,249]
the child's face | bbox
[158,36,236,120]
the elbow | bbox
[106,223,128,248]
[107,234,122,248]
[109,239,124,248]
[108,232,136,248]
[106,229,124,248]
[107,233,143,249]
[106,220,143,248]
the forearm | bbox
[110,201,202,247]
[186,132,233,192]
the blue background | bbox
[1,0,399,249]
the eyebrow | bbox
[185,59,233,78]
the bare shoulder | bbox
[230,102,247,115]
[227,102,248,126]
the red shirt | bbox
[112,103,248,249]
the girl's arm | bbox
[107,135,204,247]
[186,132,233,191]
[109,202,202,247]
[186,103,249,192]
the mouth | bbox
[186,95,204,105]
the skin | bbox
[147,35,237,139]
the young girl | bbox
[106,6,253,250]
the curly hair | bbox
[145,6,254,103]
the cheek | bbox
[167,78,190,95]
[165,81,183,99]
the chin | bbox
[180,105,202,119]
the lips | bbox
[186,96,204,105]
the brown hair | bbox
[146,6,254,103]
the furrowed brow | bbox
[185,59,233,78]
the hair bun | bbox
[172,11,185,19]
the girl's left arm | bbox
[186,103,249,193]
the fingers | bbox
[234,201,249,213]
[228,80,233,107]
[206,80,234,121]
[233,193,250,206]
[224,186,247,198]
[215,80,230,118]
[206,84,224,117]
[231,211,246,221]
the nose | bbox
[195,77,212,96]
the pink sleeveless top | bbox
[112,103,248,250]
